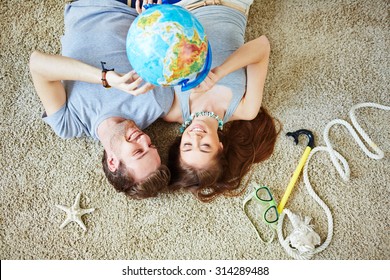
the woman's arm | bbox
[229,35,271,120]
[192,36,270,121]
[193,35,270,97]
[29,51,153,116]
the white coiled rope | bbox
[277,102,389,260]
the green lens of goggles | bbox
[255,186,279,225]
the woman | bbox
[165,1,280,202]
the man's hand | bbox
[135,0,162,14]
[106,70,155,96]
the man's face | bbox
[109,120,161,182]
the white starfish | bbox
[56,193,95,231]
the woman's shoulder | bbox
[163,92,183,123]
[231,94,261,121]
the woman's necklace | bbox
[180,111,224,134]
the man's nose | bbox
[139,138,150,149]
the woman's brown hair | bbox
[168,107,280,202]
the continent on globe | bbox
[137,11,162,29]
[165,26,207,84]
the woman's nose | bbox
[189,131,203,138]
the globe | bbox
[126,4,212,90]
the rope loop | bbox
[278,102,389,259]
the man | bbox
[29,0,172,199]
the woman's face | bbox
[180,117,223,168]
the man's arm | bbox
[30,51,69,116]
[29,51,153,116]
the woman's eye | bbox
[183,143,192,147]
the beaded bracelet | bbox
[100,61,114,89]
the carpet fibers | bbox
[0,0,389,260]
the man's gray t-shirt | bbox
[43,0,174,140]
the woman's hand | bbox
[106,70,155,96]
[135,0,162,14]
[191,67,221,94]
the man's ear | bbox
[107,153,119,173]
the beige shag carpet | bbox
[0,0,389,260]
